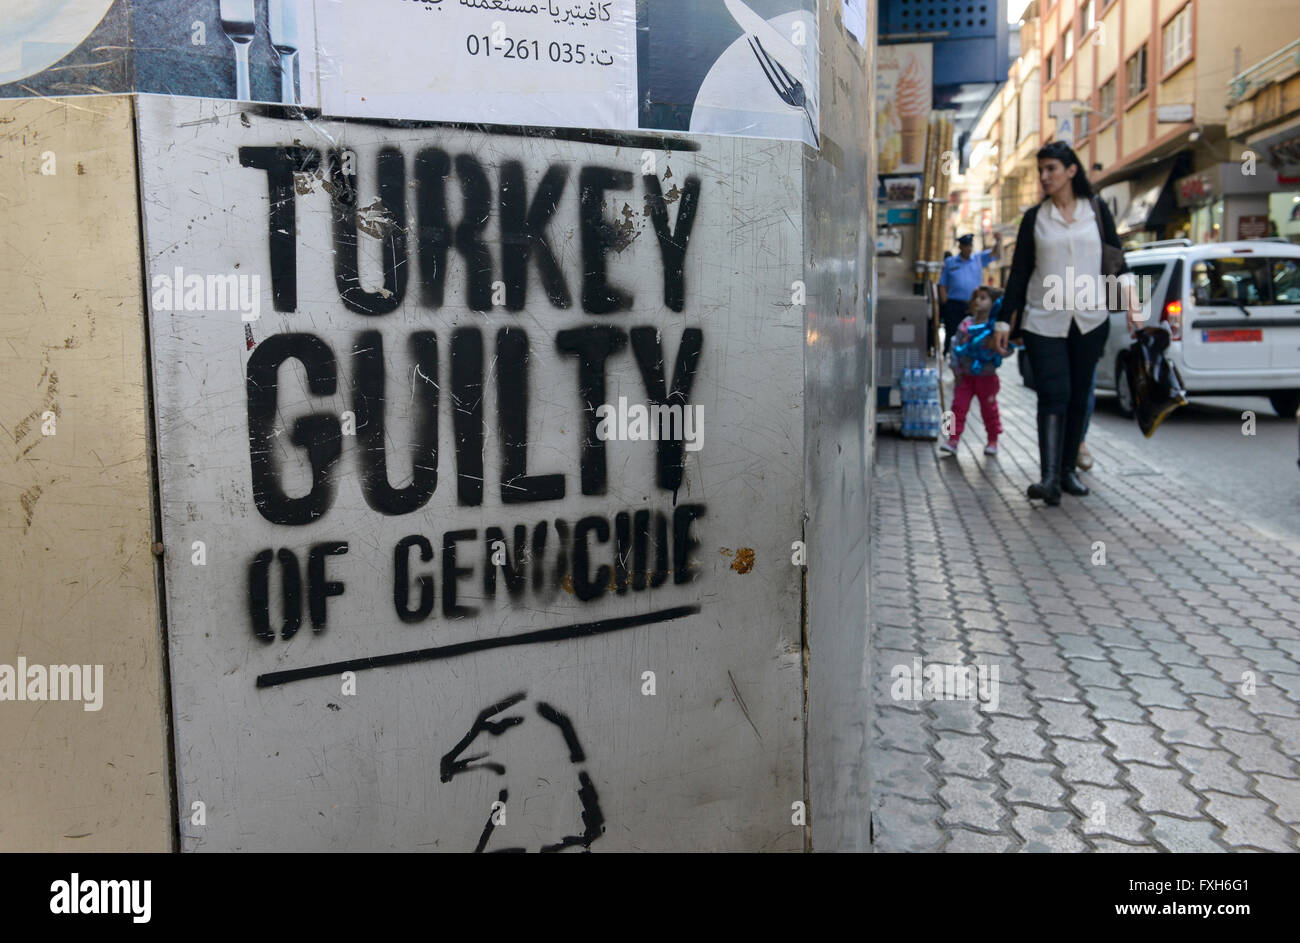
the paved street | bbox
[1087,387,1300,541]
[870,362,1300,852]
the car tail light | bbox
[1159,260,1184,341]
[1162,299,1183,340]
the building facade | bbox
[1040,0,1300,243]
[1227,38,1300,243]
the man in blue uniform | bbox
[938,233,1001,355]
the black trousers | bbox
[1023,319,1109,473]
[940,299,968,354]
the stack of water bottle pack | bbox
[900,368,941,440]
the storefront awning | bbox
[1246,114,1300,180]
[1118,165,1176,235]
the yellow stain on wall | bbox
[0,96,171,851]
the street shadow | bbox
[1095,391,1294,426]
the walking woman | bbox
[992,141,1139,505]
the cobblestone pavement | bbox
[870,369,1300,852]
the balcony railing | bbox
[1228,38,1300,105]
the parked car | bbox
[1095,239,1300,419]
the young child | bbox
[939,285,1003,456]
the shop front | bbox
[1175,162,1297,243]
[1249,116,1300,242]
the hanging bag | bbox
[1125,327,1188,437]
[1092,196,1126,311]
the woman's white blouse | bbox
[1022,198,1131,338]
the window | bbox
[1129,263,1167,305]
[1019,77,1040,140]
[1127,46,1148,99]
[1272,260,1300,303]
[1080,1,1095,38]
[1064,27,1074,62]
[1163,5,1192,73]
[1077,106,1090,139]
[1192,257,1271,306]
[1099,76,1116,123]
[1047,50,1056,81]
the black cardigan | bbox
[998,196,1128,338]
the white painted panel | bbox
[137,95,806,851]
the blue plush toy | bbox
[951,300,1004,376]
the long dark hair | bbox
[1036,140,1094,199]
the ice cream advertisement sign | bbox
[877,44,932,176]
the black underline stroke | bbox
[236,104,702,152]
[255,605,702,688]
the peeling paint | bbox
[355,196,397,240]
[719,547,756,574]
[612,201,641,251]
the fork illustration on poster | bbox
[219,0,256,100]
[221,0,300,103]
[637,0,820,148]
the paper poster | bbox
[133,0,320,105]
[0,0,128,95]
[842,0,867,46]
[638,0,820,147]
[876,43,932,175]
[879,175,922,202]
[315,0,639,132]
[0,0,319,106]
[314,0,820,147]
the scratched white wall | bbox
[802,0,874,852]
[138,95,807,851]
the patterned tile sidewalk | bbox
[870,365,1300,852]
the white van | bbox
[1094,239,1300,418]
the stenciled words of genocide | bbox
[237,143,707,641]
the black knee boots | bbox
[1061,407,1090,496]
[1027,413,1063,505]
